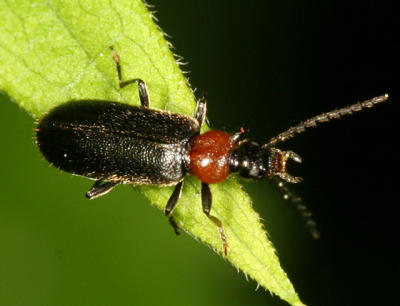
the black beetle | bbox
[36,48,388,255]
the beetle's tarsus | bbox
[110,47,150,107]
[86,180,118,199]
[168,216,181,235]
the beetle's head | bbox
[229,140,303,183]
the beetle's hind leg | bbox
[164,181,229,255]
[201,183,229,256]
[164,181,184,235]
[109,46,150,108]
[86,180,118,199]
[168,216,181,235]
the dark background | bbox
[0,1,397,305]
[152,1,397,304]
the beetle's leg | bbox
[195,96,207,127]
[86,180,118,199]
[164,181,184,235]
[165,181,184,215]
[110,46,150,108]
[120,79,150,108]
[110,46,123,85]
[201,183,229,256]
[168,216,181,235]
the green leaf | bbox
[0,1,304,305]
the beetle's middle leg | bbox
[86,180,118,199]
[110,46,150,108]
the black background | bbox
[150,1,397,305]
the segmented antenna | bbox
[268,94,389,147]
[271,177,320,239]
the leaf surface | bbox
[0,1,304,305]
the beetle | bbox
[36,48,388,256]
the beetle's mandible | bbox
[35,48,388,256]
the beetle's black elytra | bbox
[37,100,199,185]
[35,48,389,256]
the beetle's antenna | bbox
[268,94,389,147]
[271,176,320,239]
